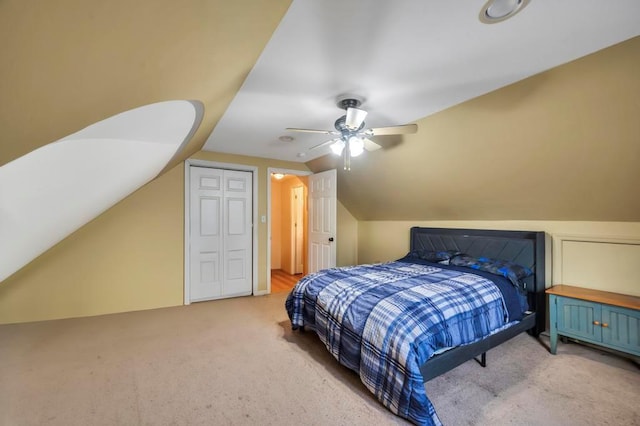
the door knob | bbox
[328,237,334,242]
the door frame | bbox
[184,159,259,305]
[267,167,312,294]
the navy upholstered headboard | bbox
[409,227,546,334]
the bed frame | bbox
[409,227,547,381]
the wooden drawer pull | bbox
[593,321,600,326]
[602,323,609,328]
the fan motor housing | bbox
[336,95,364,110]
[334,115,364,134]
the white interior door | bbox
[222,170,253,297]
[308,169,336,274]
[188,166,252,302]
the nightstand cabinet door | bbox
[556,297,602,342]
[601,306,640,356]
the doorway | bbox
[291,185,305,274]
[268,170,309,293]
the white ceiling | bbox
[0,101,202,282]
[203,0,640,162]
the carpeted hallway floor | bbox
[1,291,638,426]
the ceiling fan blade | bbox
[367,123,418,136]
[286,127,335,135]
[309,139,338,151]
[345,107,368,130]
[362,138,381,151]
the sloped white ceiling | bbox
[0,101,202,282]
[204,0,640,162]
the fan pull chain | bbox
[344,138,351,171]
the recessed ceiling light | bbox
[279,135,294,142]
[479,0,530,24]
[297,152,306,158]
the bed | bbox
[285,227,546,426]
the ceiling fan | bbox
[286,97,418,170]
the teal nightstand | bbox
[547,285,640,357]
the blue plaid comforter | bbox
[285,261,511,426]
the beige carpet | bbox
[1,292,638,426]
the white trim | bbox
[184,163,191,305]
[184,159,259,304]
[266,167,312,294]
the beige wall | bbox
[0,152,310,324]
[0,0,291,171]
[358,220,640,296]
[337,201,358,266]
[0,164,185,324]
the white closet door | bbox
[222,170,252,297]
[188,166,252,302]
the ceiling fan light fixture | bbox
[479,0,530,24]
[330,139,345,156]
[288,95,418,171]
[345,107,368,130]
[348,136,364,157]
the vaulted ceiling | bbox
[203,0,640,166]
[1,0,639,233]
[307,36,640,222]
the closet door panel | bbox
[222,170,253,298]
[189,167,223,301]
